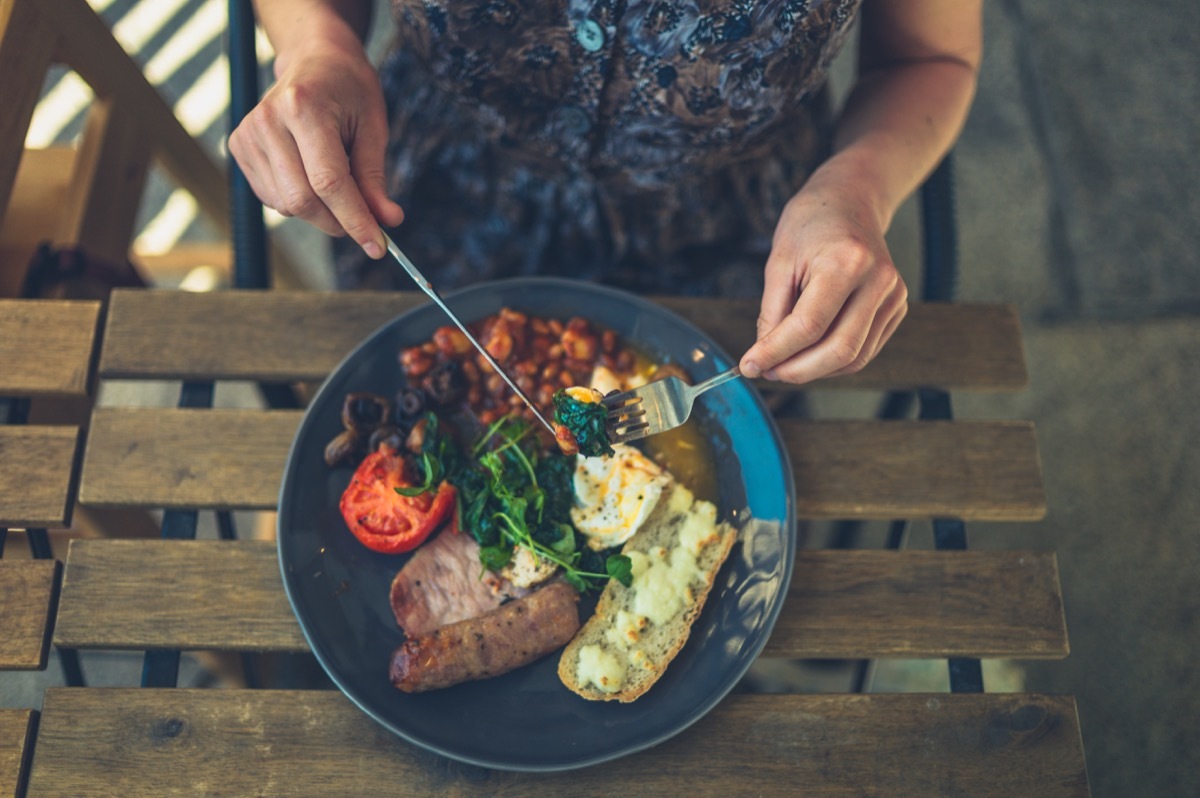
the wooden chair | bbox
[0,0,306,297]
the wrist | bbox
[801,149,897,232]
[266,5,368,79]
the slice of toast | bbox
[558,482,737,702]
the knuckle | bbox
[787,313,826,345]
[280,188,321,218]
[828,338,865,371]
[277,84,311,117]
[227,129,246,156]
[845,352,872,374]
[252,100,279,128]
[308,168,349,197]
[836,238,874,274]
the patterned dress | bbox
[336,0,861,296]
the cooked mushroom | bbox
[424,360,467,406]
[341,392,391,433]
[368,424,405,453]
[324,429,364,467]
[395,387,426,421]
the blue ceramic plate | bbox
[277,278,795,772]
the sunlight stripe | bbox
[25,74,94,148]
[174,55,230,137]
[88,0,120,12]
[256,26,276,61]
[110,0,191,54]
[27,0,188,146]
[134,188,198,254]
[143,0,224,85]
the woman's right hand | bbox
[228,24,404,259]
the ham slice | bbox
[389,528,529,637]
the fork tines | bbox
[603,392,649,445]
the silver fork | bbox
[604,366,743,444]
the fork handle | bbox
[690,366,743,397]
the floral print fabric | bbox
[336,0,861,296]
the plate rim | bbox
[276,277,796,772]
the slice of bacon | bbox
[389,527,529,637]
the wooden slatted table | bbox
[3,289,1090,795]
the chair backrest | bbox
[0,0,236,297]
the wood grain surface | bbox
[0,709,35,798]
[0,561,60,670]
[764,550,1068,659]
[26,689,1089,797]
[98,290,423,381]
[54,540,304,651]
[0,426,80,527]
[0,300,100,397]
[784,419,1047,521]
[53,540,1066,660]
[96,289,1028,390]
[78,409,1045,520]
[78,408,299,510]
[656,296,1030,391]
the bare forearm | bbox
[810,0,982,231]
[251,0,373,74]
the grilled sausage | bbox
[390,581,580,693]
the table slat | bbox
[78,408,297,511]
[764,550,1067,659]
[0,299,100,397]
[0,561,61,670]
[0,426,79,527]
[54,540,1067,660]
[783,419,1047,522]
[79,409,1046,520]
[0,709,36,798]
[27,689,1089,797]
[97,289,1028,391]
[657,297,1029,392]
[54,540,305,652]
[98,290,422,382]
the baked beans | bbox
[397,309,638,445]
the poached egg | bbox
[570,444,672,551]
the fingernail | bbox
[741,360,762,379]
[363,240,383,259]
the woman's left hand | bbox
[739,181,908,385]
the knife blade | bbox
[382,232,556,435]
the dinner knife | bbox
[382,232,557,435]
